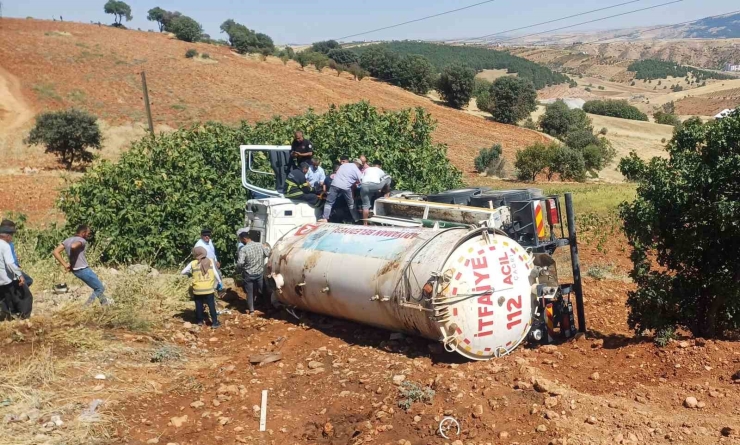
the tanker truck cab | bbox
[240,145,323,246]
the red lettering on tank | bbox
[474,284,491,293]
[498,253,509,264]
[506,295,523,330]
[474,271,489,286]
[472,257,488,270]
[478,318,494,337]
[478,306,494,318]
[477,295,493,305]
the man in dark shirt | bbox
[285,162,318,205]
[290,131,314,168]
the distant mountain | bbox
[678,12,740,39]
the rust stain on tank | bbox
[303,251,322,272]
[376,259,401,278]
[278,246,295,267]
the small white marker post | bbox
[259,390,268,432]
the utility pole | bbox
[140,71,154,135]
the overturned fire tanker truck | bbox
[240,145,586,360]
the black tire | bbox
[469,188,543,208]
[426,188,486,205]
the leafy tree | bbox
[538,100,592,138]
[583,99,648,121]
[311,40,340,55]
[515,142,552,181]
[311,52,329,72]
[220,19,274,54]
[472,78,491,98]
[169,16,202,42]
[550,145,586,182]
[327,48,358,66]
[564,128,598,151]
[436,64,475,109]
[349,63,367,81]
[25,109,102,169]
[146,7,166,31]
[396,55,436,95]
[581,139,615,171]
[359,46,399,81]
[619,112,740,338]
[488,76,537,124]
[58,102,462,266]
[104,0,132,26]
[628,59,732,81]
[295,51,311,70]
[161,10,182,32]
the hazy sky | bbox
[4,0,738,44]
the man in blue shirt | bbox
[306,158,326,190]
[319,159,362,223]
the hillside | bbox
[352,41,570,89]
[0,19,550,221]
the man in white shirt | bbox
[0,224,32,319]
[194,228,221,291]
[360,160,392,225]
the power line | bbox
[473,0,685,45]
[335,0,499,42]
[460,0,644,43]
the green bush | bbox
[583,99,648,121]
[201,53,210,59]
[582,140,616,171]
[653,111,681,127]
[472,78,491,98]
[617,151,646,182]
[599,127,608,135]
[515,142,553,181]
[550,145,586,182]
[538,100,592,138]
[488,77,537,124]
[185,49,198,58]
[564,128,598,151]
[475,90,492,113]
[349,64,367,81]
[25,109,102,169]
[474,144,504,176]
[396,55,436,95]
[58,102,462,266]
[619,112,740,337]
[521,117,538,130]
[169,15,202,42]
[436,64,475,109]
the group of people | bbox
[180,227,271,328]
[275,131,392,225]
[1,222,271,328]
[0,221,110,320]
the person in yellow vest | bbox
[181,246,222,328]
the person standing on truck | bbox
[181,246,221,328]
[319,159,362,223]
[285,162,319,205]
[0,223,32,319]
[236,232,271,315]
[290,130,314,169]
[306,157,326,190]
[360,160,392,225]
[52,225,112,306]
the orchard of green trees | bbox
[627,59,732,81]
[583,100,648,121]
[352,41,569,90]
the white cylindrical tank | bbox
[268,223,536,360]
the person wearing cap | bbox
[194,228,219,267]
[1,219,33,287]
[236,231,271,315]
[0,222,32,319]
[53,224,112,306]
[285,162,318,205]
[360,160,392,225]
[181,246,221,328]
[319,158,362,223]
